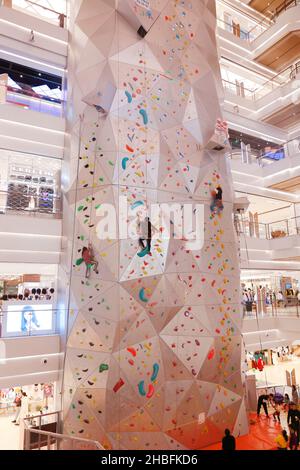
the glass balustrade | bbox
[0,83,64,117]
[235,215,300,240]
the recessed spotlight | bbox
[38,73,42,76]
[20,74,23,78]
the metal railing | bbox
[0,188,62,217]
[227,135,300,167]
[237,215,300,240]
[222,78,256,100]
[222,62,300,102]
[217,17,253,41]
[1,1,67,28]
[23,411,104,450]
[218,1,300,42]
[261,0,300,21]
[0,83,64,117]
[243,301,300,318]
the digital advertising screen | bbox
[4,303,54,336]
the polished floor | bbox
[251,356,300,388]
[0,413,20,450]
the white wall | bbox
[0,104,65,158]
[0,335,61,388]
[0,213,62,263]
[243,316,300,350]
[0,5,67,74]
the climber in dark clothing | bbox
[215,185,223,200]
[257,394,269,417]
[288,403,300,443]
[210,185,223,214]
[137,216,158,256]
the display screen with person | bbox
[21,305,40,332]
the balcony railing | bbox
[218,1,300,43]
[0,83,64,117]
[227,135,300,167]
[217,17,254,41]
[1,0,67,28]
[261,0,300,21]
[222,78,256,100]
[237,215,300,240]
[243,300,300,318]
[23,411,104,450]
[222,62,300,103]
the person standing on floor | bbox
[289,425,298,450]
[257,393,270,418]
[15,391,28,425]
[271,399,281,424]
[222,429,236,450]
[292,385,299,405]
[284,393,290,412]
[11,392,22,424]
[288,402,300,444]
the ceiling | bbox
[229,128,280,150]
[235,191,294,221]
[0,59,61,88]
[270,175,300,193]
[249,0,295,17]
[263,103,300,129]
[255,32,300,71]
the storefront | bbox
[0,382,57,450]
[241,270,300,316]
[0,149,61,215]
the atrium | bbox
[0,0,299,453]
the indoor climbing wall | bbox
[62,0,248,449]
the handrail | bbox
[217,17,251,40]
[265,0,300,19]
[23,411,104,450]
[219,1,300,45]
[6,0,67,28]
[237,215,300,240]
[26,428,104,449]
[222,61,300,101]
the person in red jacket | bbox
[257,356,264,371]
[82,243,99,278]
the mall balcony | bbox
[222,61,300,124]
[0,147,62,264]
[0,0,67,70]
[218,0,300,70]
[0,80,65,158]
[228,134,300,198]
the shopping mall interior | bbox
[0,0,300,453]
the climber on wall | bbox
[210,185,224,214]
[137,215,158,257]
[76,242,99,278]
